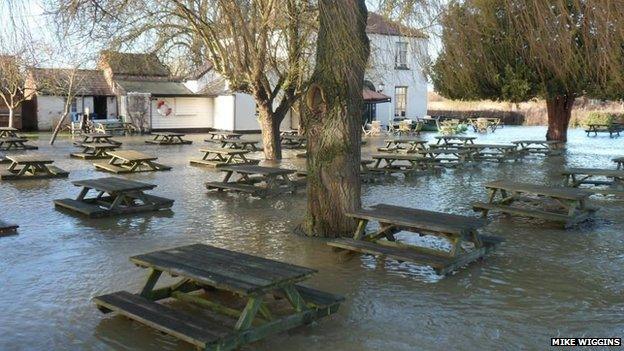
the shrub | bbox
[584,112,616,126]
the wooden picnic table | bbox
[70,142,119,160]
[370,153,435,176]
[206,131,243,140]
[434,135,476,147]
[585,123,622,137]
[280,134,307,149]
[461,143,520,162]
[0,219,18,236]
[54,177,174,218]
[512,140,564,156]
[74,133,121,146]
[328,204,503,275]
[94,150,171,174]
[296,160,384,183]
[206,165,298,197]
[280,129,299,136]
[0,154,68,180]
[0,137,38,151]
[146,132,192,145]
[190,147,259,167]
[613,157,624,170]
[416,148,473,167]
[378,138,428,153]
[473,180,597,228]
[0,127,19,138]
[562,168,624,196]
[208,137,262,151]
[93,244,343,351]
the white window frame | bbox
[394,86,407,117]
[395,42,408,69]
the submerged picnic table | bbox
[512,140,564,156]
[206,131,242,140]
[0,220,18,235]
[563,168,624,196]
[146,132,192,145]
[74,133,121,146]
[94,150,171,174]
[378,138,428,153]
[416,148,473,167]
[280,134,307,149]
[70,142,120,160]
[614,157,624,170]
[0,127,19,138]
[585,123,622,137]
[370,153,435,176]
[0,154,68,180]
[461,143,520,162]
[206,165,298,197]
[208,137,262,151]
[0,137,38,151]
[93,244,343,351]
[328,204,503,275]
[54,177,173,218]
[190,148,259,167]
[433,135,476,148]
[473,180,597,228]
[296,160,385,183]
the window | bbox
[394,87,407,117]
[69,98,77,113]
[395,42,408,69]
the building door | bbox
[362,103,376,124]
[93,96,108,120]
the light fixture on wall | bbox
[377,82,385,92]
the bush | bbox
[584,112,617,126]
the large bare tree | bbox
[52,0,316,159]
[0,53,37,129]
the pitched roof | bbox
[363,88,391,103]
[366,12,427,38]
[99,50,170,77]
[29,68,114,96]
[116,80,194,96]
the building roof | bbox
[99,51,170,77]
[116,80,194,96]
[363,88,391,103]
[29,68,114,96]
[366,12,427,38]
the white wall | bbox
[213,95,235,130]
[36,96,66,130]
[107,97,118,118]
[150,97,213,130]
[233,93,259,131]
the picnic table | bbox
[54,177,173,218]
[93,244,343,351]
[94,121,136,135]
[434,135,476,148]
[206,165,298,197]
[190,148,259,167]
[94,150,171,174]
[473,180,597,228]
[328,204,503,275]
[146,132,192,145]
[296,160,385,183]
[585,123,622,137]
[206,131,242,140]
[280,129,299,136]
[0,127,19,138]
[512,140,564,156]
[562,168,624,196]
[0,220,18,236]
[0,137,38,151]
[70,142,119,160]
[461,143,520,162]
[614,157,624,170]
[370,153,436,176]
[73,133,121,146]
[467,118,501,133]
[0,154,68,180]
[280,134,307,149]
[208,137,262,151]
[416,148,473,168]
[378,138,428,153]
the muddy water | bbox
[0,127,622,351]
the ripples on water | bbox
[0,127,623,350]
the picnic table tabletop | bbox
[72,177,156,193]
[130,243,317,295]
[463,143,517,149]
[435,135,476,141]
[5,154,53,164]
[218,164,296,176]
[107,150,158,162]
[81,142,120,149]
[512,140,563,145]
[0,127,19,138]
[614,157,624,169]
[199,147,250,155]
[371,153,427,161]
[562,168,624,178]
[207,131,243,139]
[384,138,428,144]
[0,127,18,131]
[484,180,589,200]
[152,131,186,136]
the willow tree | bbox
[300,0,369,237]
[53,0,315,159]
[432,0,624,142]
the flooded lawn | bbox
[0,126,623,350]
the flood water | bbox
[0,126,623,350]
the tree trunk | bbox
[258,104,283,160]
[50,113,69,145]
[300,0,369,237]
[8,108,14,128]
[546,94,575,142]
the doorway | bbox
[93,96,108,120]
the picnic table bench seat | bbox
[473,180,596,228]
[328,204,503,275]
[146,132,192,145]
[0,155,68,180]
[0,220,18,236]
[93,244,342,351]
[206,165,299,198]
[73,133,121,146]
[562,168,624,196]
[0,137,38,151]
[206,131,242,140]
[70,142,119,160]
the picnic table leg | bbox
[16,164,32,176]
[76,187,90,200]
[139,269,163,299]
[353,219,369,240]
[223,170,235,183]
[234,296,263,330]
